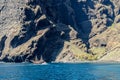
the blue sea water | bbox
[0,63,120,80]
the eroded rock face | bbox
[0,0,120,63]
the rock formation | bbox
[0,0,120,63]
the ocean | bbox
[0,62,120,80]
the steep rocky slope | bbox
[0,0,120,63]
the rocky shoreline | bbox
[1,60,120,64]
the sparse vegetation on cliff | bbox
[0,0,120,63]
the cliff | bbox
[0,0,120,63]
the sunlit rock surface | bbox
[0,0,120,63]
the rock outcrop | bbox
[0,0,120,63]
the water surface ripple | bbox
[0,63,120,80]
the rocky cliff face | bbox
[0,0,120,63]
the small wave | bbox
[32,62,49,66]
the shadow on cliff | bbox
[43,0,94,50]
[10,0,51,48]
[26,27,71,62]
[72,0,93,50]
[0,35,7,56]
[100,0,115,21]
[10,19,51,48]
[10,0,115,48]
[8,0,115,62]
[10,0,93,62]
[68,0,114,50]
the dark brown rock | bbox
[0,0,120,63]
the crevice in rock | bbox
[0,35,7,56]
